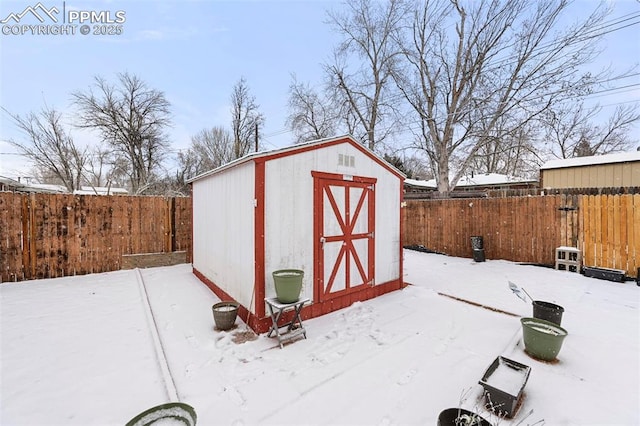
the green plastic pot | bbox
[273,269,304,303]
[521,317,568,361]
[125,402,197,426]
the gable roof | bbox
[541,150,640,170]
[187,135,405,183]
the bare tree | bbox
[171,126,237,193]
[325,0,407,151]
[394,0,614,194]
[81,146,132,194]
[189,126,235,173]
[72,72,172,194]
[287,76,337,143]
[3,106,86,192]
[231,77,264,159]
[542,103,639,159]
[466,115,541,178]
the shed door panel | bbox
[313,172,376,302]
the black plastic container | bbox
[479,356,531,419]
[583,266,625,283]
[532,300,564,326]
[470,236,484,250]
[437,408,491,426]
[473,249,486,262]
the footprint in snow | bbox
[378,416,393,426]
[223,386,246,407]
[185,333,199,348]
[369,328,390,346]
[184,363,195,378]
[397,368,417,386]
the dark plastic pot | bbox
[437,408,491,426]
[125,402,197,426]
[532,300,564,326]
[479,356,531,418]
[521,317,568,361]
[212,301,239,331]
[472,249,486,263]
[273,269,304,303]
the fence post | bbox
[164,197,177,253]
[20,193,37,280]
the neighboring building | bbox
[0,176,26,192]
[404,178,437,198]
[73,186,129,196]
[0,177,128,195]
[188,135,405,333]
[540,151,640,190]
[405,173,538,198]
[0,177,66,193]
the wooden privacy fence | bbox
[0,193,191,282]
[2,192,637,282]
[403,194,639,278]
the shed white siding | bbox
[190,135,404,333]
[192,161,256,309]
[263,141,401,301]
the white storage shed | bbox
[189,135,405,333]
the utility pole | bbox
[255,123,259,152]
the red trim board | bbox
[193,266,403,334]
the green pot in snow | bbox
[272,269,304,303]
[125,402,197,426]
[521,317,568,361]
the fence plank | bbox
[634,194,640,276]
[3,192,638,283]
[0,193,191,283]
[402,194,637,278]
[612,196,621,270]
[619,196,628,272]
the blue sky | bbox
[1,0,639,179]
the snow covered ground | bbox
[1,250,638,425]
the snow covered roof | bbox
[73,186,129,195]
[0,178,129,195]
[0,176,23,187]
[187,135,405,183]
[24,183,67,193]
[541,150,640,170]
[404,178,437,189]
[405,173,536,189]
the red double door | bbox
[312,172,376,302]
